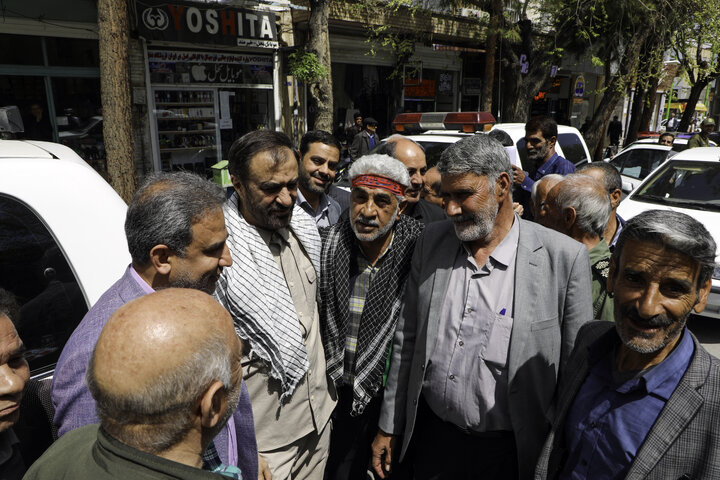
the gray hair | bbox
[349,154,411,202]
[87,331,232,454]
[436,134,512,183]
[125,172,226,266]
[530,173,564,206]
[577,162,622,193]
[613,210,717,289]
[552,174,611,237]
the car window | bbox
[557,133,588,165]
[0,195,88,375]
[608,152,627,172]
[635,161,720,210]
[617,149,669,179]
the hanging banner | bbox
[135,0,279,49]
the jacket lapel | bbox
[424,228,462,357]
[508,219,543,380]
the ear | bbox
[496,172,511,199]
[230,174,244,196]
[609,189,622,209]
[199,380,227,429]
[607,256,616,294]
[693,278,712,314]
[148,244,173,276]
[548,136,558,149]
[563,206,577,229]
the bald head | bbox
[531,174,564,220]
[88,289,241,455]
[542,174,612,241]
[380,136,427,203]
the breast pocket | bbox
[482,313,513,368]
[304,266,317,284]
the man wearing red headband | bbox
[319,154,424,480]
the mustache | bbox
[355,215,379,227]
[311,171,330,182]
[451,213,476,224]
[624,306,674,328]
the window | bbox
[0,196,88,375]
[615,149,669,180]
[557,133,588,165]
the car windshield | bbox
[609,148,669,180]
[633,160,720,211]
[415,141,454,168]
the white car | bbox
[0,139,129,377]
[617,147,720,319]
[387,124,591,171]
[605,143,673,193]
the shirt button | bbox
[449,374,455,380]
[465,307,473,314]
[311,395,315,401]
[413,399,417,405]
[289,282,294,287]
[459,340,464,346]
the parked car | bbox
[0,139,129,378]
[388,113,592,172]
[605,143,673,193]
[617,147,720,319]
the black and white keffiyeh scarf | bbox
[215,192,322,403]
[320,214,423,415]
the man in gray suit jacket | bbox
[535,210,720,480]
[371,134,593,480]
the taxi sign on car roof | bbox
[392,111,496,134]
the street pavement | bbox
[689,315,720,358]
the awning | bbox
[668,102,708,112]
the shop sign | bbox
[136,0,278,49]
[404,79,436,98]
[148,50,273,85]
[573,75,585,97]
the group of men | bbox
[3,114,720,480]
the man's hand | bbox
[512,202,524,216]
[258,454,272,480]
[371,430,397,479]
[511,164,526,185]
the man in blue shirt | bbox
[536,209,720,480]
[511,116,575,220]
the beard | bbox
[169,269,220,295]
[247,201,293,230]
[527,142,550,163]
[351,207,399,242]
[615,305,690,354]
[450,195,498,242]
[300,169,330,195]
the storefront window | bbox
[46,37,100,67]
[0,34,43,65]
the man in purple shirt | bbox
[536,210,720,480]
[51,172,259,479]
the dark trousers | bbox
[410,396,519,480]
[325,386,382,480]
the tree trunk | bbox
[678,80,707,133]
[307,0,333,132]
[625,85,645,145]
[98,0,135,202]
[639,76,659,131]
[583,29,651,161]
[481,0,502,112]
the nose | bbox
[276,188,295,208]
[411,172,423,187]
[445,198,462,217]
[636,284,665,319]
[360,200,377,217]
[0,363,27,398]
[220,244,233,267]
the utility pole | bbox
[98,0,136,202]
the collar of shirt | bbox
[357,231,395,270]
[609,214,626,248]
[296,188,330,218]
[0,428,19,466]
[461,215,520,274]
[587,327,694,400]
[130,265,155,295]
[536,152,560,177]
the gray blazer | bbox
[535,321,720,480]
[379,219,592,480]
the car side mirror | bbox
[622,181,634,193]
